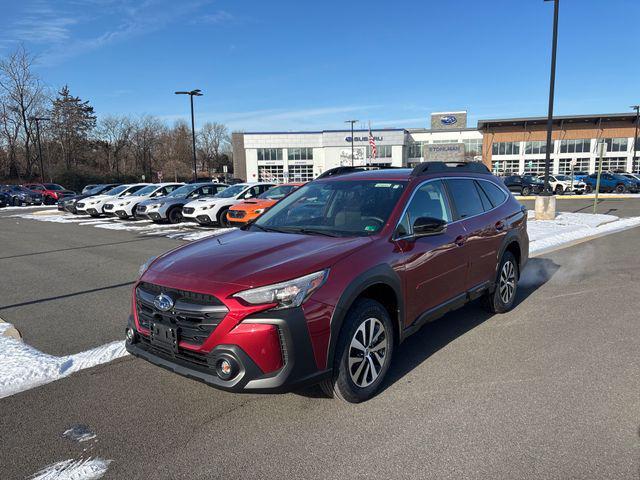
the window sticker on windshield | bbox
[374,183,392,187]
[365,225,379,232]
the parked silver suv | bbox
[136,183,228,224]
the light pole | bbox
[345,120,358,166]
[29,116,50,182]
[631,105,639,171]
[542,0,559,196]
[175,89,203,181]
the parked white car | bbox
[76,183,149,217]
[182,182,275,226]
[103,183,183,219]
[541,175,586,195]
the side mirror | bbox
[413,217,447,237]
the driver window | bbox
[396,180,451,238]
[243,186,260,199]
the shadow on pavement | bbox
[296,257,560,399]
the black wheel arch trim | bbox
[326,263,405,368]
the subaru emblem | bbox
[440,115,457,125]
[154,293,174,312]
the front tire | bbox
[320,299,394,403]
[482,251,519,314]
[217,208,230,227]
[615,184,627,194]
[555,185,563,195]
[167,207,183,224]
[521,186,531,196]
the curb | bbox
[0,318,22,342]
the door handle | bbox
[454,235,466,247]
[495,221,505,231]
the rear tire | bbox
[615,184,627,194]
[320,298,394,403]
[521,186,531,196]
[482,251,519,314]
[167,207,183,224]
[217,208,230,227]
[12,197,21,206]
[555,185,563,195]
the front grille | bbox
[77,202,85,208]
[136,282,227,347]
[104,204,114,210]
[228,210,245,219]
[182,207,195,214]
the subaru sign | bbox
[440,115,457,126]
[431,111,467,130]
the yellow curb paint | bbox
[0,318,22,341]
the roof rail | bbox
[410,161,491,177]
[315,165,401,180]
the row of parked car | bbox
[501,172,640,195]
[58,181,305,227]
[0,183,76,207]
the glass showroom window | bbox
[431,139,458,144]
[492,142,520,155]
[601,157,628,172]
[523,159,547,175]
[524,141,547,154]
[257,148,283,161]
[287,147,313,161]
[258,165,284,182]
[492,159,520,175]
[367,145,392,158]
[559,158,590,174]
[288,165,314,182]
[463,138,482,156]
[604,138,628,153]
[407,143,423,158]
[559,139,591,153]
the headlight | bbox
[233,270,328,310]
[254,208,265,214]
[157,202,165,207]
[123,201,131,206]
[138,256,158,279]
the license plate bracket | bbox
[150,323,178,353]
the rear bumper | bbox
[125,307,328,393]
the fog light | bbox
[125,327,137,344]
[215,357,238,380]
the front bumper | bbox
[125,307,328,393]
[86,208,101,215]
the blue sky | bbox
[1,0,638,132]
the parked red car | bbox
[126,163,528,402]
[24,183,75,205]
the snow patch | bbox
[0,331,127,399]
[29,458,111,480]
[528,211,640,255]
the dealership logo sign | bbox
[345,136,383,142]
[440,115,457,126]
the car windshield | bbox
[104,185,129,196]
[134,185,159,196]
[259,184,298,200]
[214,184,246,198]
[523,175,541,183]
[251,180,406,237]
[43,184,65,190]
[14,186,31,193]
[166,184,200,198]
[555,175,570,181]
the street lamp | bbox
[631,105,639,171]
[345,120,358,166]
[175,89,203,181]
[542,0,559,196]
[29,116,50,182]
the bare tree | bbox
[96,115,132,177]
[0,102,22,178]
[198,122,230,175]
[0,45,46,177]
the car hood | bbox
[231,199,276,211]
[113,194,149,205]
[143,229,371,292]
[185,197,232,208]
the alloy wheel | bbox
[499,260,516,304]
[348,317,388,388]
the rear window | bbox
[477,181,508,208]
[445,179,484,219]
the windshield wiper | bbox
[251,224,290,233]
[282,227,340,237]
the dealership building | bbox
[232,112,482,182]
[231,111,640,181]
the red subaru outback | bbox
[126,163,528,402]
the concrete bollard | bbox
[534,195,557,220]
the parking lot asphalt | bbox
[0,202,639,479]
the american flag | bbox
[368,125,377,160]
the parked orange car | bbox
[227,182,304,225]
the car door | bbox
[506,176,521,193]
[394,179,469,326]
[444,178,503,291]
